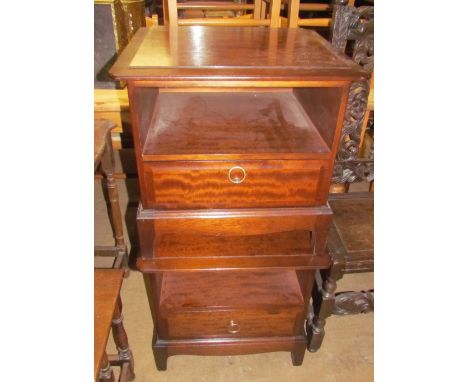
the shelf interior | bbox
[142,90,331,160]
[160,270,304,313]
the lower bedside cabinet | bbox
[146,270,314,370]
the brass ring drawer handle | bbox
[228,319,240,334]
[228,166,246,184]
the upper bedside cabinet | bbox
[110,26,368,209]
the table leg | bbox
[112,295,135,380]
[100,131,129,276]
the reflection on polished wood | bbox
[109,26,368,369]
[109,27,368,81]
[142,92,330,159]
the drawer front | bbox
[143,160,329,209]
[161,308,304,339]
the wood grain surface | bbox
[162,309,303,339]
[141,91,330,160]
[154,231,313,258]
[109,27,368,81]
[160,270,304,310]
[142,159,328,209]
[137,204,332,237]
[158,271,304,339]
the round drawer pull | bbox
[228,319,240,334]
[228,166,246,184]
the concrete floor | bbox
[95,178,374,382]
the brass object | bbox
[94,0,145,50]
[121,0,146,41]
[95,0,145,88]
[228,166,247,184]
[227,320,240,334]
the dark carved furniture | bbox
[94,0,146,89]
[110,26,367,370]
[95,269,135,382]
[94,119,129,274]
[330,0,374,188]
[307,192,373,351]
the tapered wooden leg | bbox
[153,347,168,371]
[98,353,115,382]
[291,341,306,366]
[112,296,135,380]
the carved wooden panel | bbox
[331,1,374,184]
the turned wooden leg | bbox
[98,353,115,382]
[308,274,339,352]
[112,296,135,380]
[307,224,345,352]
[100,132,129,276]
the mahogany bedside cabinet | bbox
[109,26,367,370]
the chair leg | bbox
[307,226,346,352]
[307,273,338,352]
[100,133,129,274]
[112,296,135,380]
[98,353,115,382]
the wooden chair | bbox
[306,0,374,352]
[308,192,373,351]
[95,119,129,275]
[284,0,338,29]
[164,0,281,26]
[329,0,374,191]
[95,269,135,382]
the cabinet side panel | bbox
[132,87,159,149]
[293,87,343,152]
[127,83,159,207]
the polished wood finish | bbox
[110,26,366,369]
[143,160,329,209]
[137,204,332,235]
[154,231,316,258]
[141,91,331,160]
[159,271,304,339]
[109,27,368,82]
[95,270,134,382]
[160,270,303,309]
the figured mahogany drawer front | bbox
[161,308,303,340]
[143,160,328,209]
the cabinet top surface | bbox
[110,26,367,81]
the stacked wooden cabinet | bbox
[110,26,367,370]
